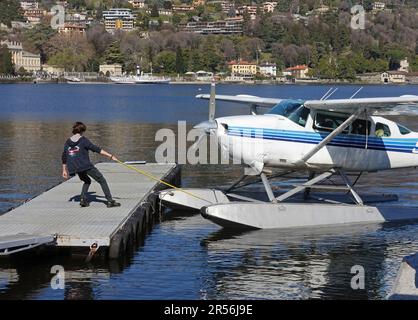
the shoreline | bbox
[1,79,418,86]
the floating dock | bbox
[0,162,180,259]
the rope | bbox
[113,159,213,204]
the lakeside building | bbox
[224,74,255,82]
[381,71,406,84]
[284,65,309,78]
[103,8,135,33]
[128,0,147,9]
[313,5,330,14]
[372,2,386,12]
[208,1,235,13]
[145,8,173,16]
[258,62,277,77]
[263,2,278,13]
[23,8,46,25]
[42,64,65,76]
[99,64,123,76]
[184,70,214,81]
[172,4,196,13]
[398,58,410,73]
[228,60,258,76]
[20,0,39,10]
[236,5,258,20]
[58,23,87,34]
[11,21,32,29]
[179,17,243,35]
[0,40,41,72]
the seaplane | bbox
[158,83,418,230]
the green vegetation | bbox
[1,0,417,78]
[0,0,24,27]
[0,45,14,74]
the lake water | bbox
[1,83,418,299]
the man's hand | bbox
[110,155,119,162]
[62,170,69,179]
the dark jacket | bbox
[62,136,102,174]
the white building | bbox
[398,58,410,73]
[0,40,41,72]
[128,0,146,9]
[263,2,278,13]
[258,62,277,77]
[103,8,135,33]
[100,64,123,76]
[372,2,386,11]
[20,1,39,10]
[381,71,406,84]
[313,5,330,14]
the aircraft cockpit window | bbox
[375,123,391,137]
[267,100,305,117]
[267,99,309,127]
[351,119,371,136]
[314,112,350,134]
[398,124,411,135]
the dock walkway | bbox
[0,162,179,258]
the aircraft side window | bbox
[351,119,371,136]
[398,124,411,135]
[314,112,349,134]
[375,123,391,137]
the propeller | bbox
[191,80,219,150]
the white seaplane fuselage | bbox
[159,94,418,230]
[214,104,418,172]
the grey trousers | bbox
[77,167,113,201]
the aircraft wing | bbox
[304,96,418,115]
[196,94,281,107]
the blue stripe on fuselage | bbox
[227,126,418,154]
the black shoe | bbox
[106,200,121,208]
[80,199,90,207]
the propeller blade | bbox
[193,120,218,133]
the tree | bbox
[103,41,125,65]
[0,46,14,75]
[46,33,95,71]
[23,23,57,63]
[163,0,172,9]
[175,47,186,74]
[171,14,182,27]
[151,4,160,17]
[156,51,176,73]
[0,0,24,27]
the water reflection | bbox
[201,223,418,300]
[0,241,145,300]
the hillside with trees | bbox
[1,0,418,78]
